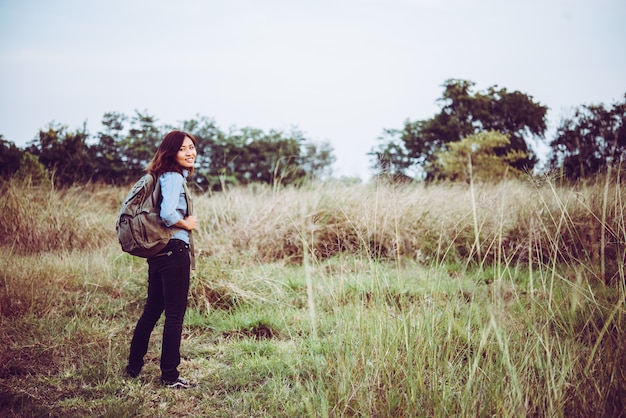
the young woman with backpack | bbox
[125,130,197,389]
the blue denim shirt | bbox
[159,170,189,244]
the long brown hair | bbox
[146,130,197,177]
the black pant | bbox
[127,239,191,382]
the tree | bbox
[0,136,24,179]
[200,126,335,190]
[300,140,335,180]
[371,128,421,180]
[213,128,300,187]
[178,115,226,191]
[92,112,129,184]
[14,152,50,186]
[26,123,95,186]
[432,131,528,182]
[372,79,548,180]
[547,95,626,180]
[116,111,161,181]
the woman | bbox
[126,130,198,389]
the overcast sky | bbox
[1,0,624,179]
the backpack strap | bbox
[182,181,196,270]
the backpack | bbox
[116,173,178,258]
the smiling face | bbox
[176,136,197,169]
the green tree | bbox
[547,95,626,180]
[372,128,422,180]
[92,112,129,184]
[372,79,548,180]
[26,123,94,186]
[0,136,24,179]
[117,111,161,181]
[221,127,304,186]
[432,131,528,182]
[300,140,335,180]
[178,115,226,191]
[207,127,334,190]
[14,152,50,186]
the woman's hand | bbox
[176,215,197,231]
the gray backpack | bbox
[116,173,177,258]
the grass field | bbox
[1,175,624,417]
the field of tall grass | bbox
[0,174,624,417]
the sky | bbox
[1,0,624,179]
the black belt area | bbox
[152,239,189,258]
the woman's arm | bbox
[159,172,196,230]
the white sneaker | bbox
[162,376,191,389]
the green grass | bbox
[1,176,625,417]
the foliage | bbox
[92,111,169,184]
[431,131,528,182]
[25,123,95,187]
[205,127,333,191]
[178,115,227,190]
[4,111,335,189]
[91,112,129,184]
[0,135,24,179]
[13,152,51,186]
[547,94,626,180]
[121,112,162,179]
[372,79,548,180]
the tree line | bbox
[0,112,336,190]
[1,79,624,189]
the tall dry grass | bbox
[2,174,624,283]
[193,175,624,284]
[0,179,120,253]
